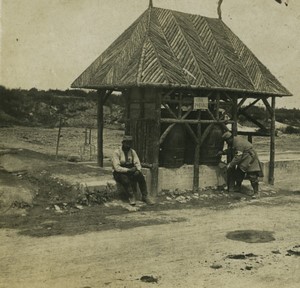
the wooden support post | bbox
[151,89,161,196]
[269,97,276,185]
[140,89,145,119]
[193,110,201,192]
[97,89,105,167]
[248,134,253,143]
[55,116,63,160]
[232,95,238,136]
[228,95,238,191]
[215,92,220,120]
[123,90,130,135]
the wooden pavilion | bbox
[71,2,291,194]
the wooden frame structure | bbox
[72,3,291,194]
[95,88,278,194]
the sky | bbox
[1,0,300,108]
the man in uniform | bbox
[111,135,154,205]
[218,131,263,198]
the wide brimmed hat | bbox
[122,135,133,142]
[222,131,232,140]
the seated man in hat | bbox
[111,135,154,205]
[218,131,263,198]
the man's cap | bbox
[222,131,232,140]
[122,135,133,142]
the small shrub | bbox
[285,125,300,134]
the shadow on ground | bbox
[1,186,295,238]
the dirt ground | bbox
[0,126,300,288]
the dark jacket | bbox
[228,136,262,173]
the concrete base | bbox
[158,165,226,192]
[261,158,300,185]
[102,166,226,195]
[76,158,300,196]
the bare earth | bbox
[0,127,300,288]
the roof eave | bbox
[70,82,292,97]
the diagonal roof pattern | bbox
[71,6,291,96]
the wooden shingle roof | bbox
[71,6,291,96]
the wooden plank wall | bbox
[126,87,161,195]
[130,119,157,164]
[127,87,159,165]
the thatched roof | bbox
[71,6,291,96]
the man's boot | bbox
[234,181,242,193]
[142,195,155,205]
[251,181,259,198]
[128,194,136,205]
[234,168,245,193]
[227,167,235,193]
[127,189,136,205]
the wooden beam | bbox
[184,123,198,144]
[199,123,214,146]
[240,98,260,112]
[206,105,230,139]
[159,123,176,145]
[178,93,182,118]
[162,103,178,119]
[237,96,247,110]
[140,89,145,118]
[269,96,276,185]
[223,92,233,103]
[248,134,253,143]
[123,90,130,135]
[182,106,193,119]
[159,107,194,145]
[219,104,232,121]
[238,131,270,137]
[193,110,201,192]
[97,89,106,167]
[261,97,274,115]
[207,109,217,121]
[232,95,238,136]
[151,88,161,196]
[160,118,233,124]
[239,110,267,131]
[103,90,113,104]
[215,92,220,120]
[161,99,193,105]
[55,117,63,160]
[161,89,175,101]
[217,98,236,133]
[162,103,193,120]
[227,95,238,191]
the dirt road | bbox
[0,127,299,287]
[0,193,299,288]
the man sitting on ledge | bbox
[111,135,154,206]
